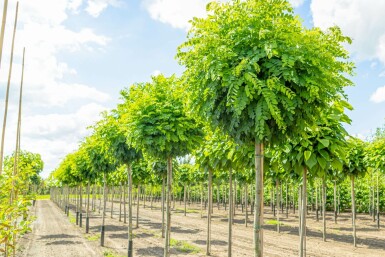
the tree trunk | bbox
[164,157,173,257]
[299,167,307,257]
[207,169,213,255]
[322,178,326,241]
[161,176,165,238]
[245,184,248,227]
[80,184,83,228]
[101,172,107,247]
[377,171,380,229]
[286,183,288,219]
[254,142,264,257]
[351,176,356,247]
[119,183,123,222]
[200,183,204,219]
[86,181,90,233]
[228,168,233,257]
[333,180,337,224]
[184,184,187,216]
[276,180,280,233]
[136,184,140,228]
[128,165,133,257]
[124,183,127,224]
[111,186,114,218]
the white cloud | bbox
[143,0,210,30]
[379,70,385,78]
[290,0,305,8]
[143,0,306,30]
[86,0,122,17]
[311,0,385,64]
[370,86,385,103]
[0,0,116,177]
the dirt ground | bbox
[17,200,103,257]
[18,199,385,257]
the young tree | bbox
[343,138,367,247]
[126,75,203,257]
[177,1,353,255]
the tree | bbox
[343,137,367,247]
[177,1,353,255]
[126,74,203,257]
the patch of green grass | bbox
[36,195,50,200]
[86,234,100,241]
[170,238,200,254]
[265,219,284,226]
[68,213,76,224]
[103,250,125,257]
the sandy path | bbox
[18,200,103,257]
[77,198,385,257]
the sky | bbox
[0,0,384,178]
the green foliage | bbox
[177,0,353,144]
[343,137,367,178]
[0,150,43,255]
[126,74,203,159]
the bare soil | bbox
[17,200,103,257]
[19,199,385,257]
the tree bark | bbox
[299,168,307,257]
[207,169,213,255]
[86,181,90,233]
[101,172,107,247]
[228,168,233,257]
[322,178,326,241]
[245,184,248,227]
[161,175,165,238]
[276,180,280,233]
[376,171,380,230]
[351,176,356,247]
[136,184,140,228]
[254,142,264,257]
[128,165,133,257]
[333,180,337,224]
[184,184,187,216]
[164,157,173,257]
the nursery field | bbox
[18,199,385,257]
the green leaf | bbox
[305,153,317,169]
[304,151,311,161]
[318,139,330,148]
[317,156,327,170]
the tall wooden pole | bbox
[0,1,19,175]
[0,0,9,69]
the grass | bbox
[86,234,100,241]
[68,213,76,224]
[103,250,125,257]
[170,238,200,254]
[265,219,284,226]
[35,195,50,200]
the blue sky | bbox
[1,0,384,177]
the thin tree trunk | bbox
[276,180,280,233]
[184,184,187,216]
[351,176,356,247]
[86,181,90,233]
[228,168,233,257]
[136,184,140,228]
[207,169,213,255]
[254,142,264,257]
[101,172,107,246]
[164,157,173,257]
[286,182,288,218]
[299,168,307,257]
[245,184,248,227]
[80,184,83,228]
[200,183,204,218]
[161,176,165,238]
[128,165,133,257]
[322,178,326,241]
[333,180,337,224]
[377,171,380,229]
[119,183,123,222]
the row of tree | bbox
[50,1,385,257]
